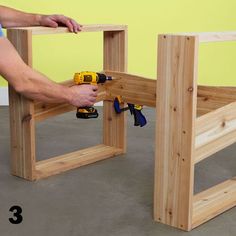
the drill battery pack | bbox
[76,107,99,119]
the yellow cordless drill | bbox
[74,71,111,119]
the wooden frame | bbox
[7,26,236,230]
[7,25,127,180]
[154,32,236,231]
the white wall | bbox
[0,87,8,106]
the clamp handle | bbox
[128,104,147,127]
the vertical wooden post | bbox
[7,29,36,180]
[103,29,128,152]
[154,35,199,231]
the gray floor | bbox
[0,106,236,236]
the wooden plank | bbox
[103,30,128,152]
[198,85,236,101]
[197,85,236,116]
[8,24,127,35]
[104,71,156,107]
[35,74,236,121]
[35,144,123,180]
[34,78,236,121]
[192,177,236,228]
[198,32,236,43]
[195,101,236,163]
[154,35,199,231]
[165,32,236,43]
[34,84,106,122]
[7,29,36,180]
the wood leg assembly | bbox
[7,25,236,230]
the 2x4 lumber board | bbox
[154,35,199,231]
[8,25,127,35]
[34,103,75,122]
[198,32,236,43]
[192,177,236,228]
[34,74,236,121]
[198,85,236,102]
[35,144,123,180]
[103,30,127,152]
[195,101,236,163]
[104,71,156,107]
[166,32,236,43]
[33,78,236,121]
[197,97,231,116]
[34,84,106,122]
[197,85,236,116]
[7,29,36,180]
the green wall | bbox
[1,0,236,86]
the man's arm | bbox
[0,37,98,107]
[0,5,82,33]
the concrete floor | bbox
[0,106,236,236]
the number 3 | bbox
[9,206,23,224]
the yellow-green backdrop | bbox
[1,0,236,87]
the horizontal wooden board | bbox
[34,78,236,122]
[195,101,236,163]
[192,177,236,228]
[104,71,156,107]
[8,24,127,35]
[164,32,236,43]
[34,84,106,122]
[35,144,123,180]
[197,86,236,116]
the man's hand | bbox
[68,84,98,107]
[38,14,82,33]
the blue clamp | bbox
[114,97,147,127]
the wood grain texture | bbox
[103,29,128,152]
[104,71,156,107]
[165,32,236,43]
[192,177,236,228]
[34,78,236,121]
[34,83,106,122]
[36,144,123,180]
[195,101,236,163]
[154,35,199,231]
[8,24,127,35]
[197,85,236,115]
[7,29,36,180]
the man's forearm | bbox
[17,67,72,104]
[0,5,40,28]
[0,37,72,104]
[0,37,97,107]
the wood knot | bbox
[22,114,32,122]
[188,87,194,92]
[222,121,226,127]
[108,117,112,121]
[173,107,177,112]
